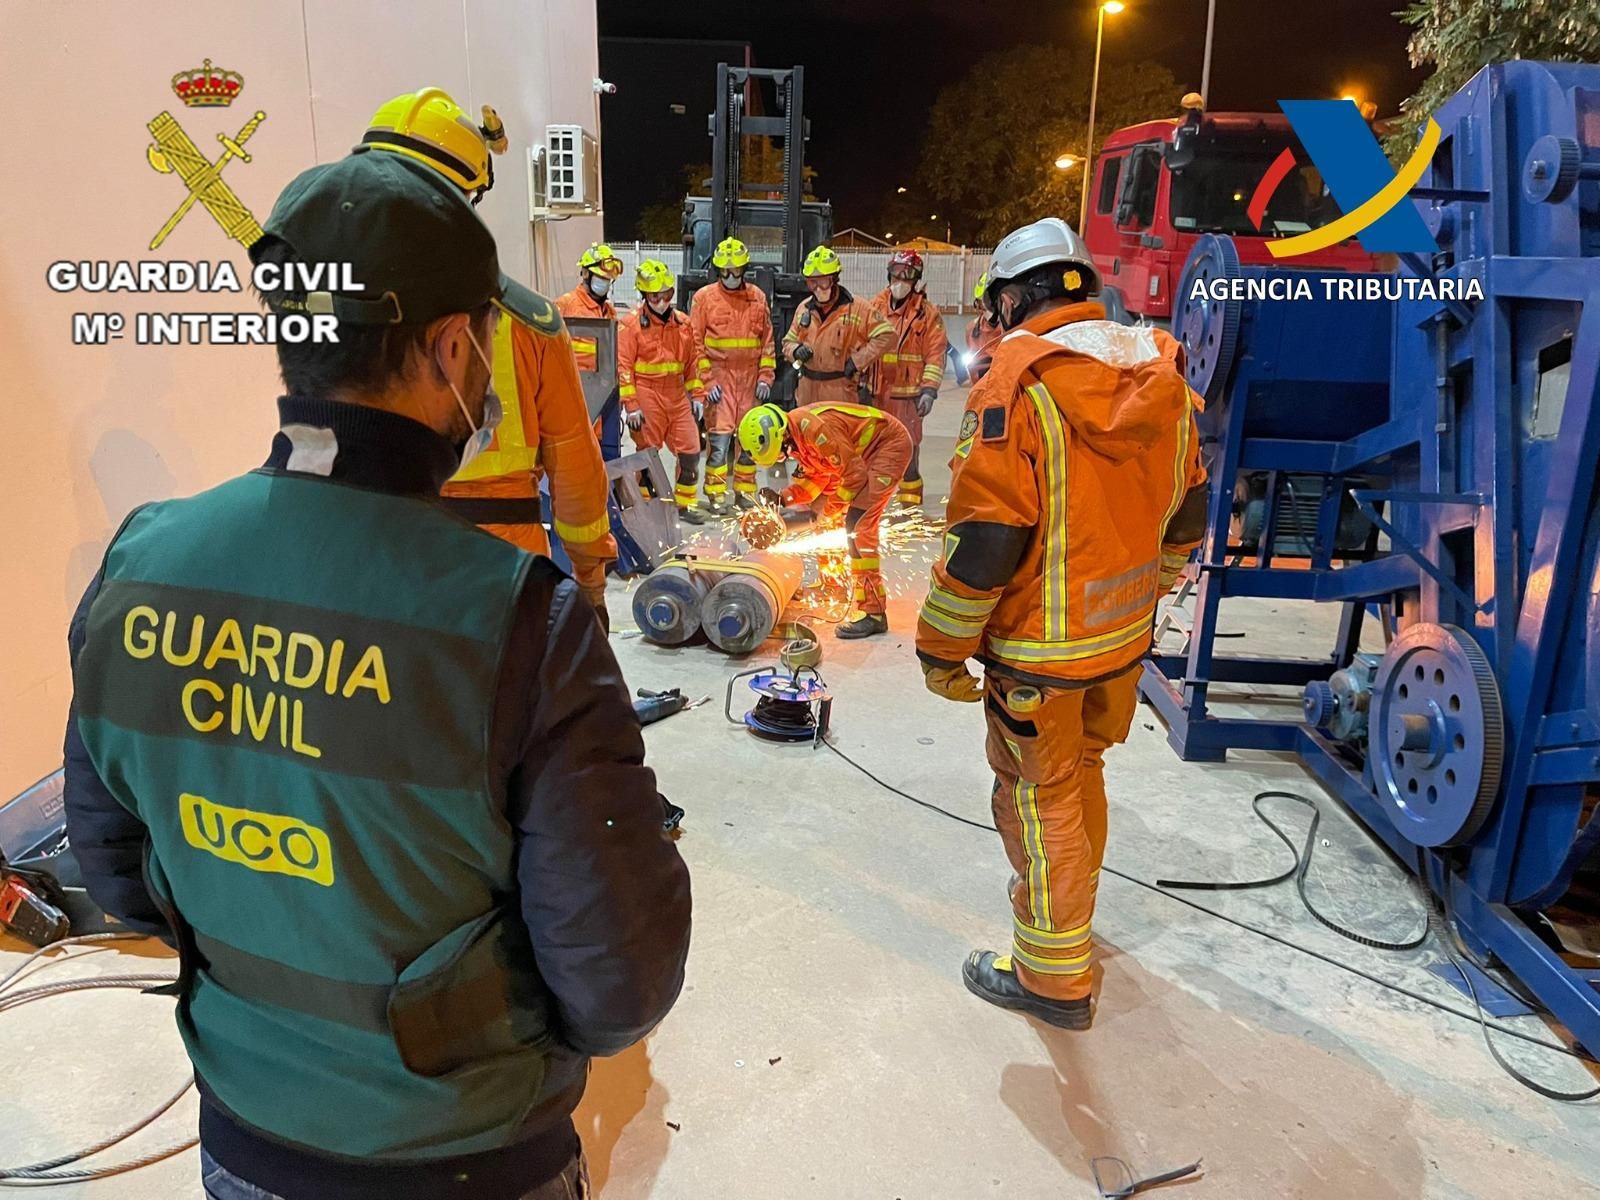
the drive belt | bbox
[441,495,544,526]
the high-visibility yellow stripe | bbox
[618,384,637,398]
[1011,943,1092,975]
[868,321,894,337]
[851,556,881,571]
[635,361,685,375]
[706,336,761,349]
[881,353,924,365]
[919,606,985,639]
[921,364,944,382]
[815,403,879,421]
[1014,914,1090,948]
[927,585,998,618]
[989,613,1152,663]
[856,422,879,450]
[452,315,537,480]
[554,512,613,545]
[1025,382,1070,642]
[1014,781,1052,929]
[836,485,859,502]
[789,477,821,502]
[698,357,712,372]
[571,337,598,353]
[758,356,776,369]
[1160,403,1194,533]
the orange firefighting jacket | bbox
[869,287,948,402]
[783,289,896,407]
[441,301,616,591]
[917,303,1205,687]
[555,285,617,374]
[617,306,704,414]
[689,282,775,413]
[966,314,1002,381]
[780,402,911,513]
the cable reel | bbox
[724,664,832,745]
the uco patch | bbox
[959,410,978,441]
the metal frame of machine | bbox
[1141,62,1600,1053]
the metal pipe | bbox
[700,551,806,655]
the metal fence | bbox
[604,241,993,314]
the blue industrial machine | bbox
[1139,62,1600,1053]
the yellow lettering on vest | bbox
[163,612,204,666]
[179,792,334,887]
[341,645,391,704]
[240,685,275,742]
[124,606,159,658]
[203,618,248,671]
[250,625,283,682]
[284,633,324,688]
[181,678,224,732]
[324,639,345,695]
[290,700,322,759]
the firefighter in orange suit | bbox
[783,246,896,410]
[618,259,706,525]
[689,237,776,512]
[555,243,624,372]
[868,249,947,507]
[966,272,1003,383]
[915,218,1207,1030]
[740,401,911,640]
[357,89,616,622]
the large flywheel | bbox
[1173,233,1243,406]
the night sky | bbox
[597,0,1424,237]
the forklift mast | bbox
[709,64,808,275]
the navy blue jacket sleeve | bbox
[62,573,170,939]
[506,578,691,1057]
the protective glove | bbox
[581,584,611,634]
[842,357,859,380]
[755,381,771,402]
[915,388,938,417]
[706,384,724,406]
[625,409,645,431]
[857,381,875,404]
[691,398,705,422]
[780,506,817,530]
[791,343,813,364]
[757,487,783,510]
[922,660,983,703]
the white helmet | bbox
[988,217,1099,293]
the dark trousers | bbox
[200,1147,590,1200]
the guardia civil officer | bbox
[62,150,690,1200]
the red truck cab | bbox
[1083,104,1382,323]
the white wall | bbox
[0,0,603,799]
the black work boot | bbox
[836,611,888,640]
[962,950,1092,1030]
[678,506,706,526]
[734,492,756,512]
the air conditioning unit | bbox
[529,124,599,218]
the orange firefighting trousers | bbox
[845,423,912,615]
[985,668,1140,1001]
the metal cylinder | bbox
[632,561,710,645]
[699,551,805,656]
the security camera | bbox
[593,78,617,95]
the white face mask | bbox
[889,280,913,301]
[647,292,673,314]
[719,270,744,290]
[587,275,612,299]
[446,325,502,472]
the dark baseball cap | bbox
[254,151,500,326]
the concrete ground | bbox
[4,391,1597,1198]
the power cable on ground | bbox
[820,738,1600,1091]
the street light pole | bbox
[1201,0,1217,103]
[1080,1,1123,236]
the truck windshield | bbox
[1169,144,1344,238]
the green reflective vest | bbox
[74,469,563,1159]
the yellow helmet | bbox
[973,271,990,302]
[802,246,842,277]
[360,87,504,202]
[578,242,624,280]
[712,237,751,270]
[739,404,789,467]
[636,258,674,294]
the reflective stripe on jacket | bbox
[688,282,775,398]
[780,402,909,509]
[617,306,704,411]
[783,289,895,407]
[869,288,948,400]
[442,307,616,588]
[554,286,617,373]
[916,304,1205,686]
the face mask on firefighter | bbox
[587,274,612,299]
[889,280,913,301]
[646,290,674,314]
[719,268,745,290]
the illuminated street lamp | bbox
[1054,154,1078,171]
[896,185,908,193]
[1081,0,1125,235]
